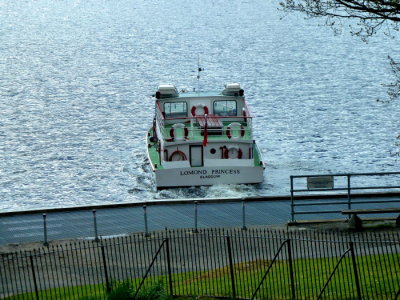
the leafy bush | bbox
[107,281,133,300]
[134,281,172,300]
[96,280,173,300]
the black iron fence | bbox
[1,227,399,299]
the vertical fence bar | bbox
[242,199,247,230]
[165,238,173,296]
[251,239,289,300]
[290,176,295,222]
[287,239,296,299]
[100,243,111,293]
[349,242,362,300]
[193,201,198,233]
[143,205,149,237]
[0,255,10,298]
[133,239,167,299]
[347,175,352,210]
[43,213,48,246]
[225,235,236,298]
[40,247,52,298]
[29,253,40,300]
[92,210,99,242]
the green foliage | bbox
[107,281,133,300]
[133,281,173,300]
[103,280,172,300]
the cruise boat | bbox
[147,83,265,188]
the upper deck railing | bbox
[154,104,254,143]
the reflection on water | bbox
[1,0,399,211]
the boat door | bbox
[190,145,203,167]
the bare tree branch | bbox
[280,0,400,37]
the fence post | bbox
[165,238,173,296]
[347,175,352,210]
[242,199,247,230]
[42,214,48,246]
[92,210,99,242]
[349,242,362,300]
[287,239,295,299]
[143,205,149,237]
[29,253,40,300]
[290,176,295,222]
[225,235,236,298]
[193,201,198,233]
[100,243,111,293]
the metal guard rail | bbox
[290,172,400,222]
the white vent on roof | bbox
[222,83,244,96]
[156,84,179,99]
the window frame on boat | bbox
[163,101,188,118]
[213,100,237,116]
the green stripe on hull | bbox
[146,130,163,170]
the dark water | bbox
[1,0,399,211]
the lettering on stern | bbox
[179,169,240,179]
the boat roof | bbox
[171,91,241,98]
[154,83,245,100]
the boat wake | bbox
[127,152,265,201]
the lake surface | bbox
[1,0,399,211]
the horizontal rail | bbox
[293,199,400,207]
[293,210,343,215]
[293,186,400,193]
[290,171,400,178]
[290,172,400,222]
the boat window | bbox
[213,100,237,116]
[164,102,187,118]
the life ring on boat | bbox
[226,122,245,139]
[169,123,188,141]
[169,150,187,161]
[224,146,243,159]
[191,104,209,116]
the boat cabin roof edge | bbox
[155,83,244,99]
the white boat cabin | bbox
[149,83,262,171]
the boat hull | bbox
[153,165,264,188]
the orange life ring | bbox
[224,146,243,159]
[226,122,245,139]
[169,150,187,161]
[191,104,209,116]
[169,123,188,141]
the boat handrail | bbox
[243,99,253,119]
[154,104,254,142]
[156,102,165,119]
[155,103,253,122]
[158,121,253,142]
[162,115,253,121]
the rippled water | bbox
[1,0,399,211]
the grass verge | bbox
[4,253,398,299]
